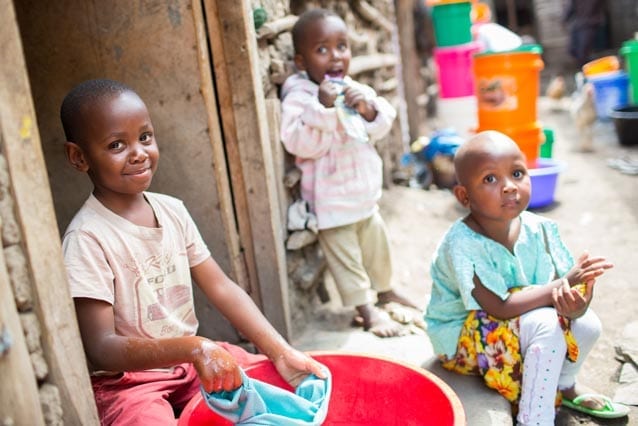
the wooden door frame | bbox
[0,0,99,423]
[201,0,291,339]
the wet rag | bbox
[201,366,332,425]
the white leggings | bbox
[516,307,602,426]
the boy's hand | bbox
[343,86,377,121]
[318,79,340,108]
[565,251,613,286]
[552,279,593,319]
[272,348,327,388]
[192,339,242,393]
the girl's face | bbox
[69,91,159,203]
[294,16,351,84]
[458,144,531,223]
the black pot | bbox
[610,105,638,146]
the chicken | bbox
[546,75,566,111]
[570,81,597,152]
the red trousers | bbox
[91,342,267,425]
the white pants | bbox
[516,307,602,426]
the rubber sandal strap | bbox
[569,393,613,412]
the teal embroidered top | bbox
[425,211,574,358]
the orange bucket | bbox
[476,123,543,168]
[473,45,544,131]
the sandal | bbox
[562,393,630,419]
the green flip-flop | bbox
[562,393,630,419]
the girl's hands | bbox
[318,79,340,108]
[272,348,327,388]
[564,251,613,286]
[192,339,242,394]
[343,86,377,121]
[552,279,593,319]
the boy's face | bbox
[455,139,531,222]
[294,15,351,84]
[65,91,159,202]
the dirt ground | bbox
[299,95,638,425]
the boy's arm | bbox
[345,81,396,141]
[280,91,339,159]
[191,257,326,387]
[362,95,396,141]
[74,298,243,393]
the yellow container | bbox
[582,55,620,78]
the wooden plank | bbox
[190,0,249,292]
[201,0,262,310]
[265,99,289,233]
[203,0,291,339]
[394,0,425,141]
[0,1,99,424]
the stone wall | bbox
[0,147,62,425]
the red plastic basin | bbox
[178,351,465,426]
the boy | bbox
[280,8,419,337]
[60,79,325,425]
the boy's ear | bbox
[293,53,306,72]
[64,141,89,172]
[453,184,469,208]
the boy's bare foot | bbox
[377,289,420,310]
[356,304,406,338]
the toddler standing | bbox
[280,8,418,337]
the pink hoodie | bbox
[280,73,396,230]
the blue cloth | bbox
[423,128,463,162]
[202,367,332,425]
[424,211,574,358]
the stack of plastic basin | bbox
[430,1,482,138]
[588,71,630,120]
[431,1,472,47]
[620,38,638,104]
[473,44,544,167]
[581,55,630,120]
[582,55,620,78]
[434,41,483,99]
[472,44,563,209]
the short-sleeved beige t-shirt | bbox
[62,192,210,339]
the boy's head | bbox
[292,8,351,84]
[60,79,159,198]
[453,130,531,217]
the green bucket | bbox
[540,128,554,158]
[431,2,472,47]
[620,38,638,104]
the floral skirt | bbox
[441,304,579,409]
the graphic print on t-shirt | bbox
[133,251,197,338]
